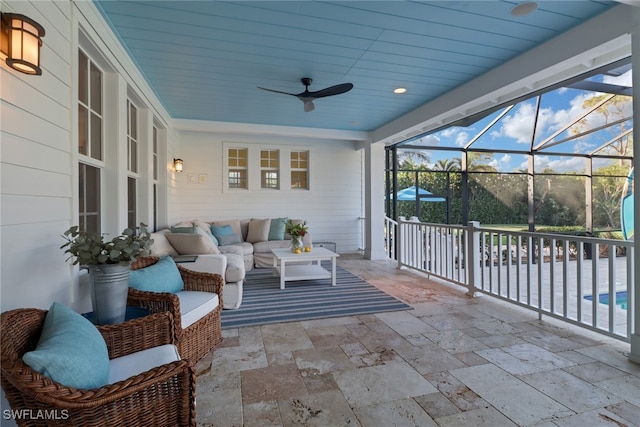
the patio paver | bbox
[196,254,640,427]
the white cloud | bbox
[519,155,587,173]
[491,103,537,144]
[536,106,570,137]
[572,139,598,154]
[424,128,470,147]
[489,153,512,170]
[455,131,469,147]
[441,128,458,138]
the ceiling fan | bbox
[258,77,353,112]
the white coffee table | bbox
[271,247,340,289]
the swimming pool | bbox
[584,291,628,310]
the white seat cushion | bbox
[108,344,180,384]
[222,252,245,283]
[223,281,243,310]
[177,291,219,328]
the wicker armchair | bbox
[1,309,196,427]
[128,256,223,364]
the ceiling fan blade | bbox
[303,100,315,112]
[257,86,297,97]
[258,79,351,111]
[307,83,353,99]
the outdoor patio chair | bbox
[1,307,196,427]
[128,256,224,364]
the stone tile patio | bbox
[194,255,640,427]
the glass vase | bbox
[290,235,304,253]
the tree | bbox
[432,158,460,171]
[575,94,633,161]
[397,149,430,168]
[466,152,497,172]
[592,164,631,228]
[533,172,585,227]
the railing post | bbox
[466,221,481,297]
[396,216,405,269]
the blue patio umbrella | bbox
[390,186,449,223]
[394,186,446,202]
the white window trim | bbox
[223,143,250,191]
[127,99,140,176]
[260,149,280,189]
[222,142,312,192]
[290,150,310,190]
[77,45,107,233]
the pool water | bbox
[584,291,628,310]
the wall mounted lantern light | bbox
[0,12,45,75]
[174,158,183,173]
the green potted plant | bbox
[61,223,153,324]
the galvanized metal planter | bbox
[88,264,130,325]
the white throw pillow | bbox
[192,219,213,235]
[150,230,179,257]
[246,218,271,243]
[165,233,220,255]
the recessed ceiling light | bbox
[394,87,407,94]
[511,2,538,17]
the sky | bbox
[401,68,633,174]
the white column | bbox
[364,141,386,259]
[630,6,640,364]
[102,73,128,234]
[138,107,154,228]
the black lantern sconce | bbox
[1,12,45,75]
[174,158,183,173]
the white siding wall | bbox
[1,1,74,312]
[175,131,365,253]
[0,0,177,314]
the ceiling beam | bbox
[173,119,370,142]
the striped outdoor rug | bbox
[221,265,412,329]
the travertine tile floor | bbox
[194,254,640,427]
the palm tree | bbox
[432,158,460,171]
[397,149,430,168]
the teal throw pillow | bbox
[211,224,233,238]
[171,226,198,234]
[268,217,288,240]
[23,302,110,389]
[129,255,184,293]
[217,234,242,246]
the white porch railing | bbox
[393,216,635,342]
[384,216,398,260]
